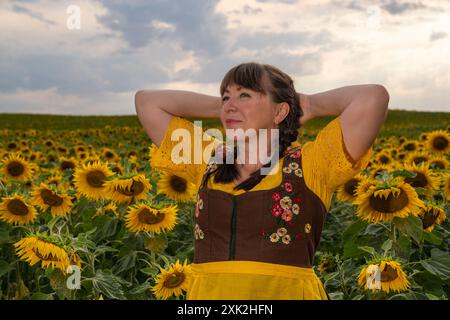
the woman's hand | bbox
[297,93,315,126]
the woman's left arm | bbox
[298,84,390,162]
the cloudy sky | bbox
[1,0,449,115]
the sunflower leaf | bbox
[420,249,450,281]
[392,170,417,178]
[393,216,423,245]
[357,246,377,258]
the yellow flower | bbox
[125,203,178,234]
[0,194,37,225]
[426,130,450,155]
[1,153,34,181]
[336,174,365,204]
[353,178,424,223]
[401,162,441,197]
[31,183,73,217]
[151,259,192,300]
[156,171,196,202]
[73,160,114,201]
[104,174,152,204]
[15,236,81,272]
[358,259,410,293]
[418,203,446,232]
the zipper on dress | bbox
[228,196,237,260]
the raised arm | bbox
[297,84,389,162]
[135,89,222,146]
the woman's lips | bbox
[225,119,242,125]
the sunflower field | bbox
[0,111,450,300]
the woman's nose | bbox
[223,97,238,113]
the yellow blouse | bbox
[149,116,373,300]
[150,116,372,211]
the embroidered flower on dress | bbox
[280,196,292,210]
[194,205,200,218]
[270,233,280,243]
[272,192,282,202]
[292,203,300,215]
[198,198,203,210]
[289,162,299,170]
[305,223,311,234]
[282,234,291,244]
[294,168,303,177]
[194,223,204,240]
[277,227,287,237]
[272,203,283,217]
[281,209,293,222]
[283,181,293,193]
[282,167,292,174]
[288,149,301,159]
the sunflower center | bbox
[369,189,409,213]
[138,208,165,225]
[421,208,439,229]
[413,157,428,165]
[404,143,416,151]
[7,161,25,177]
[163,272,186,288]
[379,155,390,164]
[118,181,145,196]
[404,172,427,188]
[6,199,29,216]
[169,176,187,193]
[87,170,107,188]
[380,264,399,282]
[61,161,75,170]
[32,248,61,262]
[344,178,360,196]
[433,136,448,150]
[430,161,445,169]
[105,151,114,159]
[40,189,64,207]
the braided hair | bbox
[209,62,303,191]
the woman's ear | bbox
[274,102,290,125]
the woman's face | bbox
[220,82,278,133]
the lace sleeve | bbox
[150,116,220,190]
[302,116,373,211]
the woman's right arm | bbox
[134,89,222,147]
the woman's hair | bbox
[208,62,304,191]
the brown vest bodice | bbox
[192,146,328,268]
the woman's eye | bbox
[222,93,249,101]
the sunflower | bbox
[15,236,81,272]
[157,171,196,202]
[125,203,177,234]
[317,254,335,274]
[31,183,73,217]
[401,162,441,197]
[59,157,77,172]
[151,259,192,300]
[104,174,151,204]
[400,140,419,153]
[336,174,365,203]
[426,130,450,155]
[73,160,114,201]
[418,203,446,232]
[428,156,449,170]
[404,151,430,166]
[369,164,395,180]
[47,173,63,187]
[1,153,34,181]
[374,152,394,166]
[101,148,119,162]
[444,172,450,201]
[148,143,158,161]
[95,202,119,217]
[0,194,37,225]
[353,177,424,223]
[358,259,409,294]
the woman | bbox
[135,62,389,300]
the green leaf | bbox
[392,170,417,179]
[91,270,131,300]
[358,246,377,257]
[127,281,153,295]
[381,239,393,255]
[112,252,137,274]
[343,219,367,242]
[393,234,411,259]
[0,260,14,278]
[0,223,10,244]
[27,292,55,300]
[393,215,423,244]
[420,249,450,281]
[363,224,385,236]
[422,230,442,245]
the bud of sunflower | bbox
[145,236,168,254]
